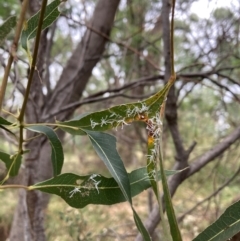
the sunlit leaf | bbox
[193,200,240,241]
[26,125,63,176]
[0,16,17,45]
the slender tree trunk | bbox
[9,1,120,240]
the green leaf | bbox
[57,113,89,135]
[31,167,178,208]
[133,208,152,241]
[0,16,17,45]
[59,82,172,134]
[193,200,240,241]
[0,116,15,136]
[0,151,22,177]
[85,130,132,203]
[0,116,13,125]
[85,130,152,240]
[21,0,61,56]
[26,125,63,176]
[146,140,158,197]
[159,148,182,241]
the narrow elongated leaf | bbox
[0,117,16,136]
[159,146,182,241]
[57,113,90,135]
[85,130,152,240]
[59,82,173,134]
[0,116,15,135]
[85,130,132,203]
[0,116,13,125]
[31,167,178,208]
[26,125,63,176]
[0,16,17,45]
[146,137,158,197]
[193,200,240,241]
[0,151,22,177]
[21,0,61,57]
[133,208,152,241]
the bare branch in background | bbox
[178,163,240,223]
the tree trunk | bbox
[9,1,120,240]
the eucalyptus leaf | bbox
[0,116,13,125]
[85,130,132,203]
[133,208,152,241]
[193,200,240,241]
[31,167,178,208]
[0,116,15,135]
[147,140,158,197]
[21,0,61,59]
[0,151,22,177]
[59,82,172,134]
[0,16,17,45]
[26,125,63,176]
[85,130,152,240]
[159,150,183,241]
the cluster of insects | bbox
[89,103,150,130]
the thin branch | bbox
[188,127,240,177]
[178,164,240,223]
[0,184,29,190]
[17,0,48,155]
[42,75,164,120]
[207,77,240,103]
[63,14,163,72]
[0,0,29,112]
[18,0,48,121]
[216,73,240,87]
[177,82,198,107]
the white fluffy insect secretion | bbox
[126,103,149,117]
[69,187,81,198]
[88,174,101,194]
[68,174,102,198]
[146,113,162,138]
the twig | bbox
[0,184,29,190]
[17,0,48,153]
[178,164,240,223]
[18,0,48,121]
[63,14,162,71]
[0,0,29,113]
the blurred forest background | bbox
[0,0,240,240]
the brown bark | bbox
[9,1,120,240]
